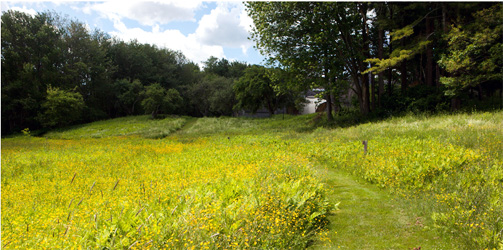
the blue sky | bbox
[1,1,266,67]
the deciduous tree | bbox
[37,86,85,128]
[234,65,282,115]
[141,83,182,119]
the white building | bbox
[300,89,326,115]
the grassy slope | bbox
[309,111,503,249]
[11,111,503,248]
[43,115,188,139]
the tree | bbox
[185,74,236,116]
[37,86,85,128]
[113,79,144,116]
[204,56,230,77]
[1,10,64,133]
[246,2,372,117]
[234,65,281,115]
[439,4,503,97]
[109,40,153,84]
[228,61,249,79]
[207,76,236,116]
[61,21,114,120]
[141,83,182,119]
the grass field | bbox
[2,111,502,249]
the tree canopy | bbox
[439,4,503,97]
[1,3,501,134]
[245,2,502,115]
[37,86,85,128]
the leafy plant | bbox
[141,83,182,119]
[37,85,85,128]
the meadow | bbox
[1,111,502,249]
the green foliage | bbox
[141,83,182,119]
[234,65,297,115]
[389,25,414,41]
[206,76,236,116]
[246,2,376,115]
[234,65,276,114]
[203,57,249,79]
[186,75,236,116]
[1,10,63,133]
[439,5,503,96]
[21,128,31,137]
[113,79,144,116]
[3,3,502,136]
[60,21,115,116]
[37,86,85,128]
[364,40,431,74]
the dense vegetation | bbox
[2,2,502,135]
[246,2,502,119]
[2,111,502,248]
[1,3,502,249]
[0,10,299,134]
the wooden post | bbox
[362,140,368,155]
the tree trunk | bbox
[363,73,370,114]
[371,72,376,111]
[378,21,385,107]
[425,16,434,87]
[131,100,138,115]
[266,98,275,116]
[324,58,334,121]
[442,3,447,32]
[326,92,333,121]
[354,76,365,114]
[401,61,407,94]
[360,3,371,115]
[400,8,407,94]
[387,4,394,97]
[451,97,461,111]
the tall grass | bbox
[2,111,502,249]
[177,114,317,137]
[44,115,188,139]
[304,111,503,248]
[1,134,331,249]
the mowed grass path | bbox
[310,167,457,249]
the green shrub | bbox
[37,86,85,128]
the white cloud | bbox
[80,1,255,65]
[109,18,225,66]
[194,2,253,53]
[83,1,201,26]
[2,4,38,17]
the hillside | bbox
[2,111,502,249]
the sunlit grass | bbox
[2,110,502,249]
[178,114,317,137]
[44,115,188,139]
[1,134,331,249]
[306,110,503,248]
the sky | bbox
[0,1,266,67]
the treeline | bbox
[246,2,503,121]
[1,10,303,134]
[2,3,502,134]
